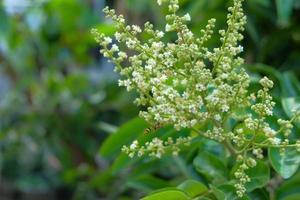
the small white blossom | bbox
[132,25,142,33]
[182,13,191,21]
[270,138,281,145]
[165,24,172,32]
[157,31,165,38]
[103,37,112,45]
[115,32,122,41]
[260,76,274,89]
[130,140,138,150]
[111,44,119,52]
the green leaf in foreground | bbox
[177,179,208,198]
[141,188,189,200]
[269,147,300,179]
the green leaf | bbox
[94,24,117,35]
[284,72,300,94]
[0,5,10,38]
[250,0,271,7]
[275,0,295,26]
[269,147,300,179]
[126,175,171,192]
[141,188,189,200]
[211,185,225,200]
[280,73,300,97]
[276,172,300,199]
[245,161,270,191]
[89,169,113,189]
[245,64,282,82]
[99,117,148,159]
[282,97,300,128]
[193,198,212,200]
[110,153,137,174]
[212,184,250,200]
[282,97,300,113]
[177,179,208,198]
[193,152,228,183]
[284,194,300,200]
[248,189,269,200]
[246,16,260,46]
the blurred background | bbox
[0,0,299,199]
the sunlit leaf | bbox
[177,179,208,198]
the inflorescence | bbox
[92,0,300,196]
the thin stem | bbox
[254,143,298,148]
[223,140,237,156]
[276,112,300,135]
[211,4,238,75]
[192,127,238,156]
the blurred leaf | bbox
[283,194,300,200]
[212,184,250,200]
[89,169,113,189]
[110,153,136,174]
[275,0,295,26]
[0,5,9,38]
[281,73,300,97]
[248,189,269,200]
[126,175,171,192]
[282,97,300,114]
[193,151,228,183]
[141,188,189,200]
[276,172,300,199]
[282,97,300,128]
[127,0,151,11]
[99,117,148,159]
[211,185,225,200]
[193,198,211,200]
[177,179,208,198]
[245,64,282,81]
[97,121,118,134]
[246,16,260,46]
[95,24,117,36]
[269,147,300,179]
[250,0,271,7]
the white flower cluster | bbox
[121,136,192,158]
[92,0,248,133]
[234,163,251,197]
[92,0,300,197]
